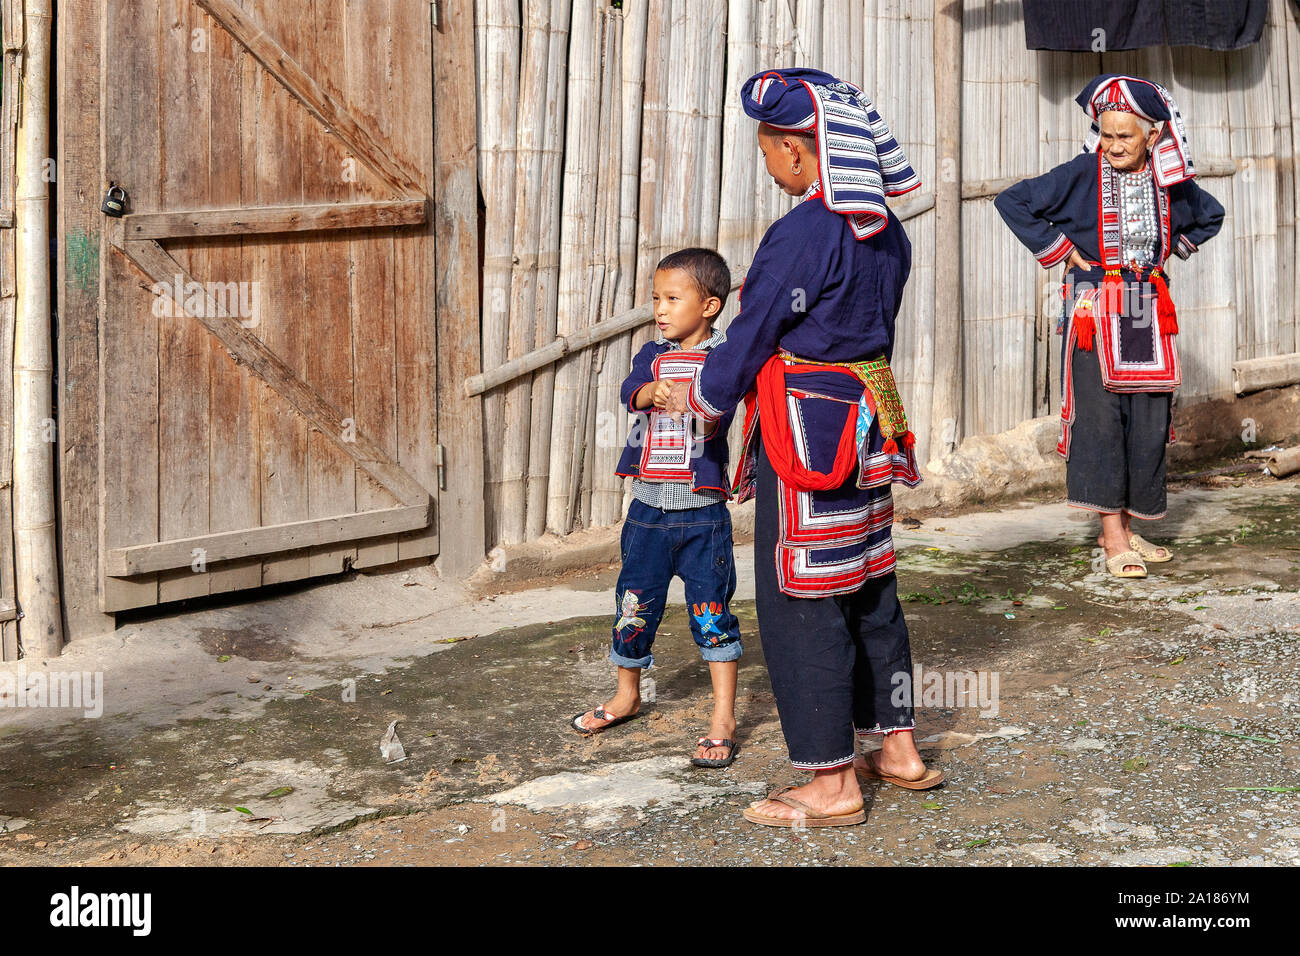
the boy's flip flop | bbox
[742,786,866,828]
[855,751,944,790]
[570,707,639,737]
[691,737,738,768]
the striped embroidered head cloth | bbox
[1077,73,1195,187]
[741,67,920,240]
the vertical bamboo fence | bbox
[478,0,1295,550]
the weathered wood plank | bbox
[430,0,485,575]
[157,0,213,604]
[250,0,311,588]
[204,5,264,597]
[345,0,401,570]
[106,503,429,577]
[302,0,360,578]
[53,0,111,640]
[390,0,440,564]
[100,1,161,614]
[196,0,422,196]
[124,199,427,240]
[118,238,430,509]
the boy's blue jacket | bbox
[615,337,736,496]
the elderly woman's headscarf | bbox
[741,67,920,240]
[1076,73,1195,186]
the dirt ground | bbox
[1,471,1298,867]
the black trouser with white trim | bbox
[754,433,915,771]
[1066,345,1172,519]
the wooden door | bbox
[98,0,439,612]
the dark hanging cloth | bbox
[1021,1,1268,52]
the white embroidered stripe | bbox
[1036,234,1074,267]
[789,754,857,770]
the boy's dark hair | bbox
[656,248,731,310]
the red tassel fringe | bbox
[1074,307,1096,352]
[882,438,898,456]
[1152,270,1179,336]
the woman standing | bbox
[669,68,942,827]
[995,74,1224,578]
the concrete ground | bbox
[1,474,1298,866]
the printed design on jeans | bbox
[615,590,650,633]
[692,601,726,643]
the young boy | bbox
[570,248,742,768]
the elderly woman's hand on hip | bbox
[1065,248,1090,272]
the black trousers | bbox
[1066,345,1172,519]
[754,432,915,770]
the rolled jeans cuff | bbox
[609,650,653,670]
[699,640,742,663]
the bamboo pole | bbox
[548,0,602,533]
[795,0,821,67]
[13,0,61,657]
[591,0,648,527]
[588,7,629,528]
[498,0,551,544]
[522,0,572,540]
[928,0,963,462]
[476,0,520,546]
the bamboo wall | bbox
[475,0,1300,548]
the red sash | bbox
[751,354,861,491]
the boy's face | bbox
[652,268,720,342]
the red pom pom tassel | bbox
[900,429,916,451]
[882,437,899,456]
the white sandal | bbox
[1106,550,1147,578]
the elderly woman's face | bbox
[1099,111,1159,173]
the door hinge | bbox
[430,1,439,28]
[436,444,446,490]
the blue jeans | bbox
[610,499,742,669]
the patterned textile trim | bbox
[685,375,725,423]
[1097,156,1173,269]
[789,754,857,771]
[639,351,709,482]
[803,79,921,240]
[1036,233,1075,268]
[779,402,896,547]
[779,350,912,448]
[1173,234,1198,260]
[1066,498,1123,514]
[855,724,917,736]
[774,522,899,598]
[1092,289,1181,391]
[1057,318,1079,460]
[1125,507,1169,521]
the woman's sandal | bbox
[691,737,738,769]
[742,786,866,828]
[854,751,944,790]
[1105,550,1148,578]
[1129,533,1173,563]
[570,707,640,737]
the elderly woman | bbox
[995,74,1224,577]
[668,68,942,827]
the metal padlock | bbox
[101,185,127,217]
